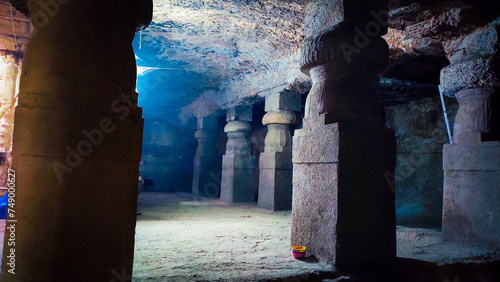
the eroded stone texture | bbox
[443,149,500,246]
[220,106,255,203]
[440,19,500,98]
[258,93,300,211]
[192,116,222,197]
[292,0,396,268]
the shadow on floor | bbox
[264,258,500,282]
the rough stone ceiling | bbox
[143,0,305,77]
[135,0,307,123]
[134,0,499,122]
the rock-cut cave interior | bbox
[0,0,499,281]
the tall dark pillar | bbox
[192,116,221,197]
[1,1,151,281]
[291,0,396,267]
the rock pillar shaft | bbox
[192,116,221,197]
[220,106,255,203]
[442,91,500,245]
[0,1,146,281]
[441,22,500,245]
[291,0,396,267]
[258,93,300,211]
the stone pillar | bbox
[0,55,20,152]
[0,1,151,281]
[192,116,221,197]
[291,0,396,267]
[220,106,255,203]
[175,118,197,193]
[258,93,300,211]
[0,55,20,187]
[441,21,500,246]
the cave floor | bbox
[133,192,500,282]
[0,192,498,280]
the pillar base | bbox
[442,142,500,247]
[291,115,396,267]
[258,152,292,211]
[192,156,222,198]
[220,154,255,203]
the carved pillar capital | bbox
[224,107,252,155]
[453,88,495,144]
[300,23,388,128]
[262,92,301,153]
[440,22,500,144]
[194,116,218,157]
[262,110,297,126]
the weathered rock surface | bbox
[136,0,308,123]
[129,0,499,123]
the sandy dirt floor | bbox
[133,193,333,281]
[133,192,500,281]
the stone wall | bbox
[385,96,458,227]
[140,119,197,192]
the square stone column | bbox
[293,117,396,267]
[220,106,255,203]
[440,21,500,247]
[291,0,396,268]
[192,116,221,197]
[258,93,300,211]
[442,139,500,246]
[0,1,152,281]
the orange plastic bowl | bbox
[291,246,306,252]
[290,246,306,259]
